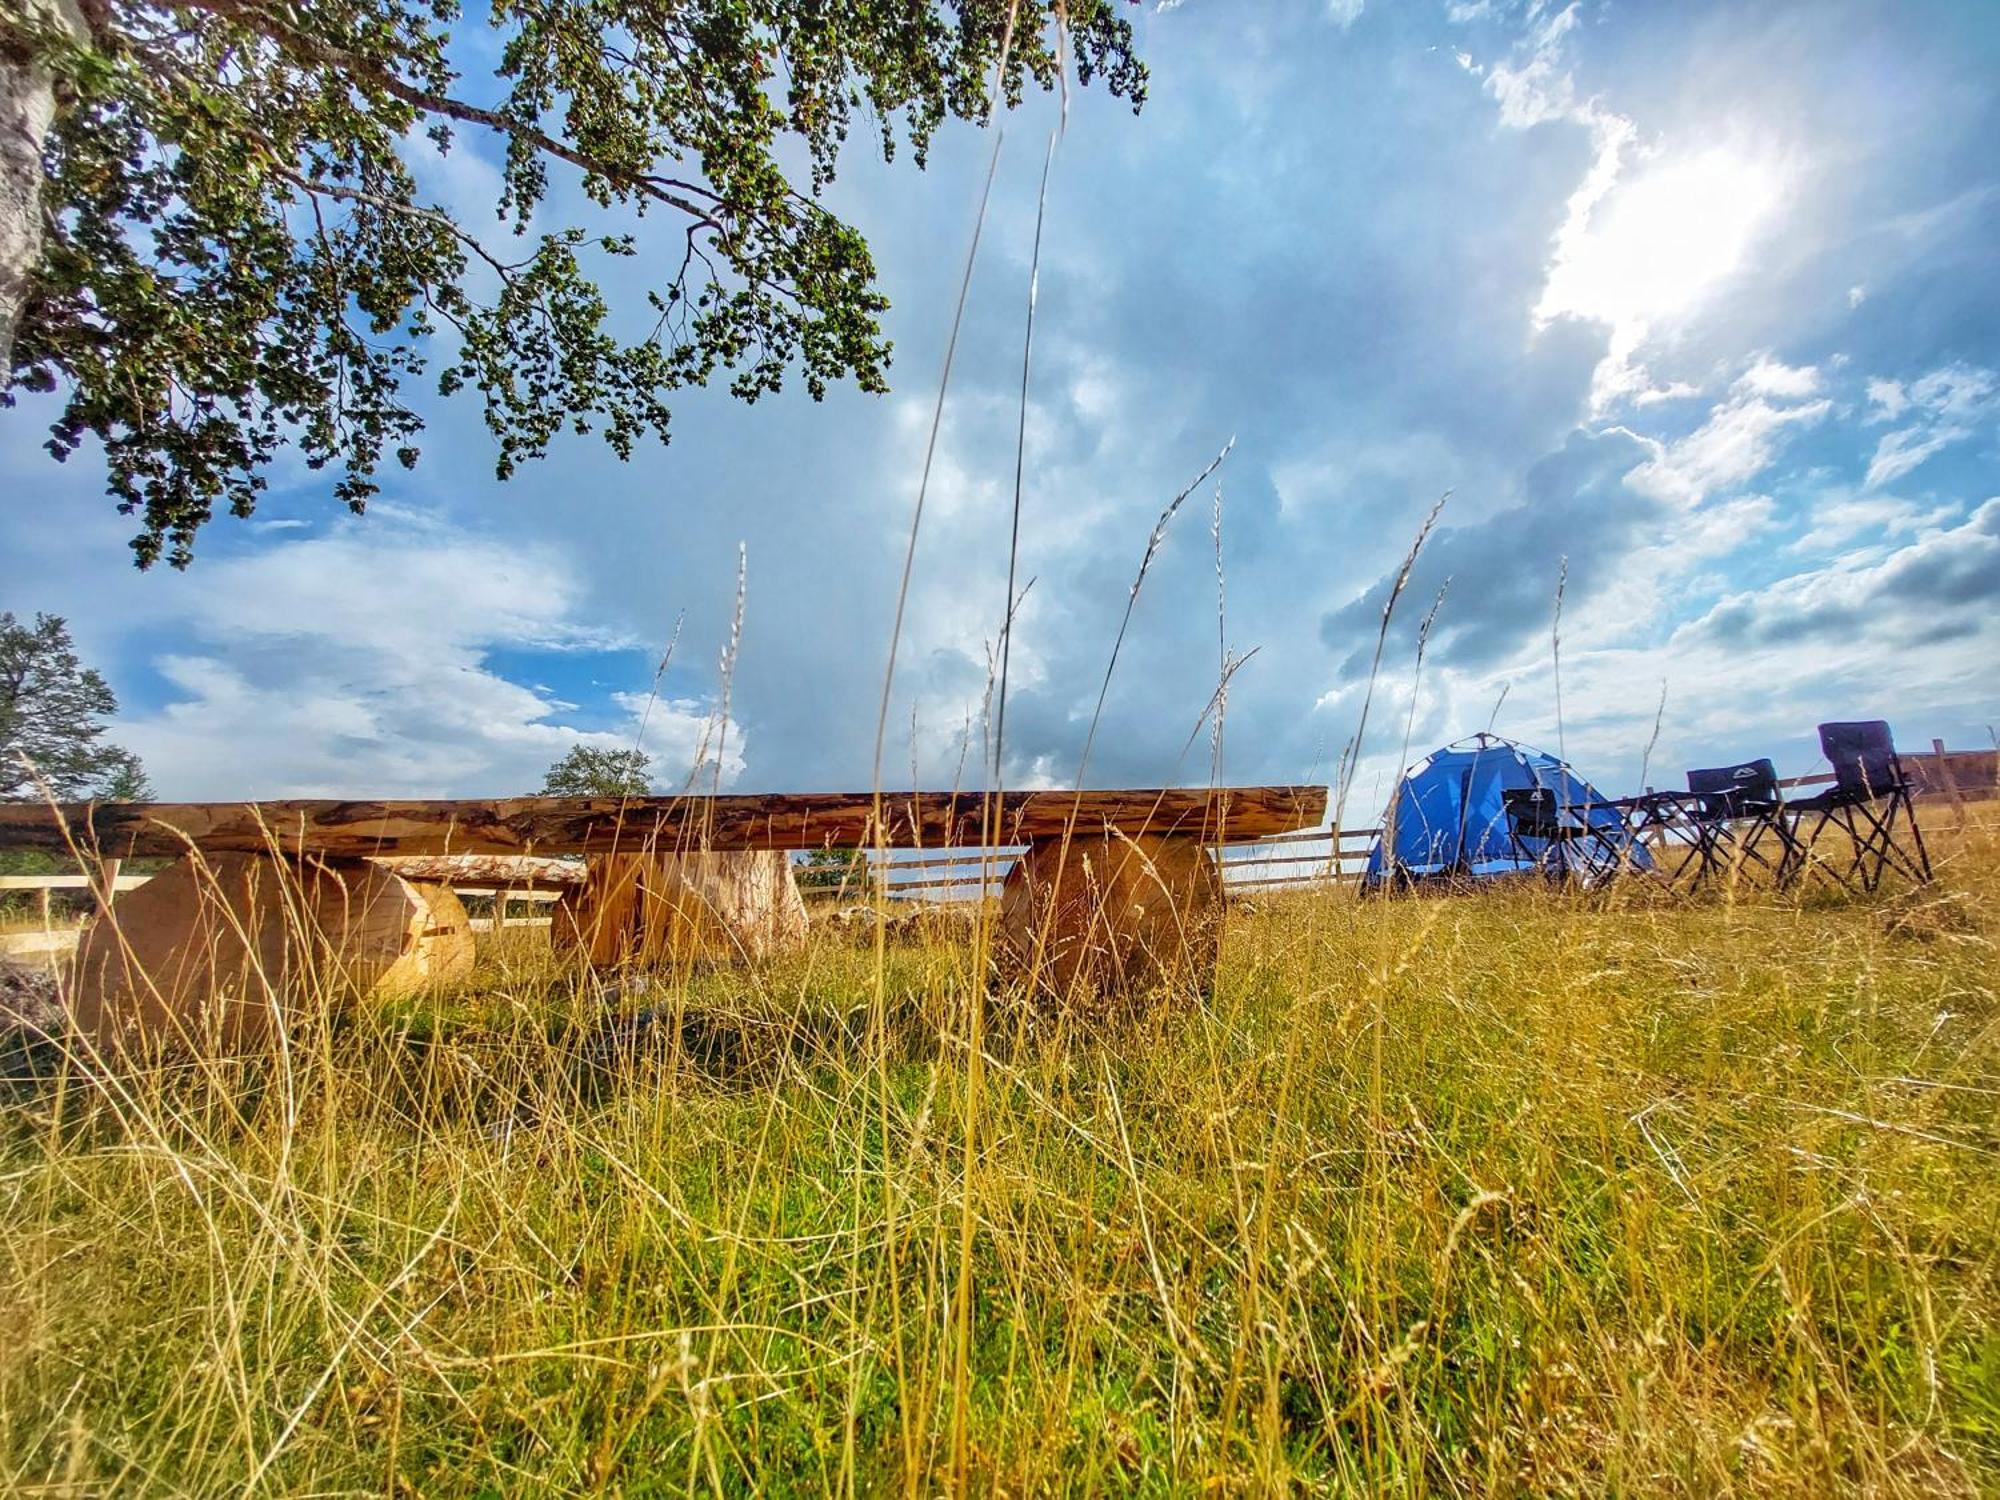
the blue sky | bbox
[3,0,1996,813]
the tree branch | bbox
[172,0,731,231]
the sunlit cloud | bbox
[1540,147,1788,412]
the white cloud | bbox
[1326,0,1364,28]
[1482,2,1588,130]
[1861,362,1995,488]
[1787,491,1958,555]
[1908,363,1998,418]
[1865,425,1970,490]
[1516,501,2000,783]
[400,128,514,236]
[1865,378,1909,422]
[1734,354,1820,399]
[116,515,741,799]
[1630,380,1702,408]
[1622,376,1830,511]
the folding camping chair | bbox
[1502,786,1566,877]
[1609,790,1696,887]
[1784,721,1933,891]
[1501,786,1632,881]
[1682,758,1797,889]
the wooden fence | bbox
[0,875,561,956]
[1769,742,1998,802]
[796,825,1384,902]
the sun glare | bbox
[1538,147,1783,333]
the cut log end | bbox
[67,854,473,1057]
[552,851,808,970]
[995,834,1222,1018]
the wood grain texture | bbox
[67,855,474,1056]
[0,787,1327,859]
[374,853,586,888]
[552,851,808,968]
[995,833,1224,1012]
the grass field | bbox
[1,818,1995,1496]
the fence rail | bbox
[1,875,564,957]
[797,829,1383,901]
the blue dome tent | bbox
[1364,733,1650,886]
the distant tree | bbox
[0,0,1144,568]
[96,754,153,801]
[797,846,866,892]
[0,610,151,800]
[537,745,652,799]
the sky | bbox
[3,0,1997,820]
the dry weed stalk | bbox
[1071,440,1234,791]
[1331,491,1449,842]
[1551,552,1569,766]
[1379,576,1452,880]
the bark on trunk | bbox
[995,833,1222,1018]
[67,853,475,1057]
[0,0,85,374]
[553,851,809,970]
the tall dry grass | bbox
[0,811,1994,1496]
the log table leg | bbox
[68,853,474,1057]
[553,851,808,970]
[995,832,1223,1013]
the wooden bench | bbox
[0,786,1326,1048]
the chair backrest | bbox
[1686,758,1780,816]
[1502,785,1559,833]
[1818,721,1902,798]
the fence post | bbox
[97,858,123,914]
[1930,738,1969,829]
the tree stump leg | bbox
[553,851,808,970]
[994,833,1222,1016]
[67,854,474,1057]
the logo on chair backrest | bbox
[1731,766,1756,779]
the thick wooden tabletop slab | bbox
[0,787,1327,860]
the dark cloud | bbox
[1318,426,1658,679]
[1682,499,2000,653]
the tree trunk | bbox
[67,853,475,1056]
[553,851,808,970]
[995,833,1222,1018]
[0,0,85,373]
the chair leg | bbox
[1735,814,1787,884]
[1850,806,1885,890]
[1699,822,1728,888]
[1873,791,1933,886]
[1899,790,1934,884]
[1768,811,1808,888]
[1850,797,1930,892]
[1702,821,1736,891]
[1792,806,1855,893]
[1669,826,1701,890]
[1732,818,1766,882]
[1835,805,1882,890]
